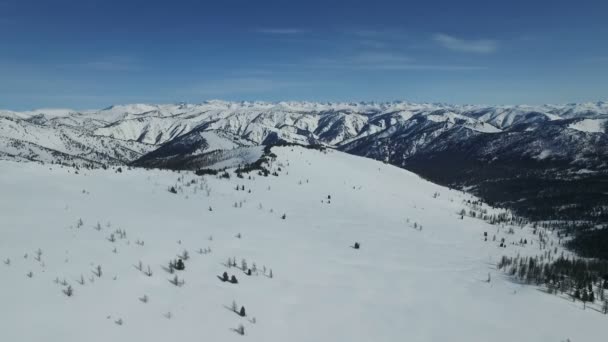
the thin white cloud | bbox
[433,33,498,53]
[255,28,308,34]
[304,52,485,71]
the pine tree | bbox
[239,306,246,317]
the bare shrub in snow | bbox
[234,324,245,335]
[169,275,184,286]
[178,250,189,260]
[63,285,74,297]
[93,265,102,277]
[165,260,175,274]
[34,248,42,262]
[135,260,143,271]
[115,229,127,239]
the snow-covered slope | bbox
[0,146,604,342]
[568,118,607,133]
[0,116,154,165]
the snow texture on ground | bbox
[0,146,605,342]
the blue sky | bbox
[1,0,607,110]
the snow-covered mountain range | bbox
[1,100,606,170]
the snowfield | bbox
[568,118,607,133]
[1,146,606,342]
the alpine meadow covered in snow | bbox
[3,0,608,341]
[2,145,607,342]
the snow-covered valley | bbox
[1,146,605,341]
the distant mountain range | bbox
[2,100,607,243]
[1,100,606,167]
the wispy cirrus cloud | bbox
[303,51,485,71]
[433,33,498,53]
[255,28,309,35]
